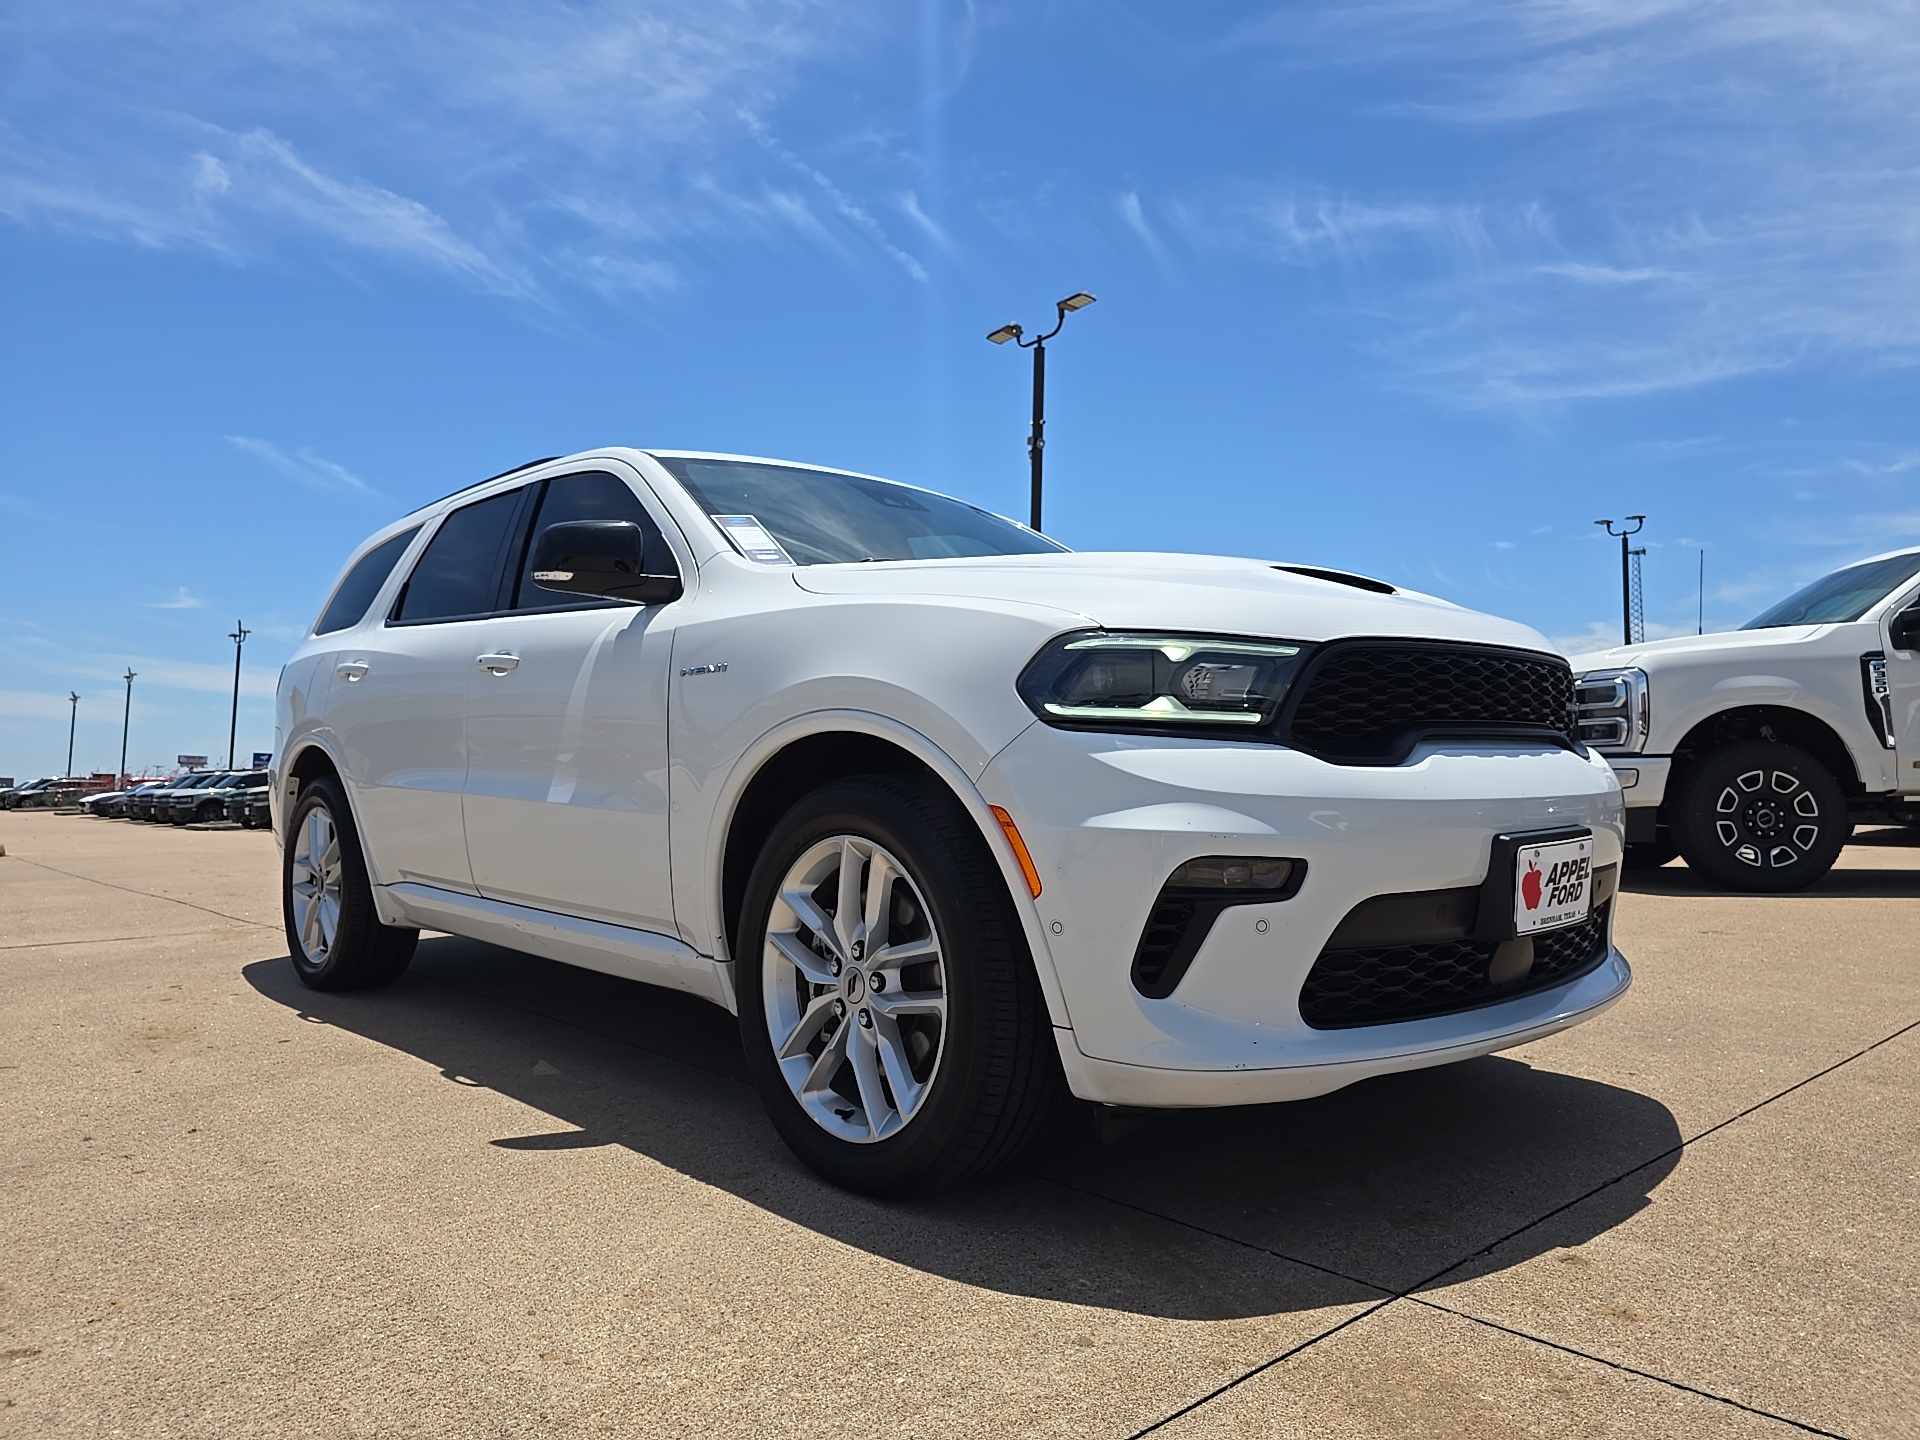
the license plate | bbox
[1514,835,1594,935]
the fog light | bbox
[1168,856,1294,891]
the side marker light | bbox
[989,806,1043,898]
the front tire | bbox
[282,777,418,990]
[1671,742,1849,892]
[735,775,1061,1197]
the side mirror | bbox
[1892,605,1920,652]
[531,521,682,604]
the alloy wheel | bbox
[761,834,948,1144]
[290,806,345,963]
[1713,766,1824,870]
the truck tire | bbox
[1671,742,1849,892]
[734,774,1062,1197]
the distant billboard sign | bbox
[253,752,274,768]
[177,755,208,770]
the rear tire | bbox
[1671,742,1849,892]
[734,774,1062,1197]
[282,777,417,990]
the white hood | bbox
[1571,625,1824,673]
[793,551,1556,651]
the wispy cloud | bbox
[148,588,205,610]
[1179,0,1920,408]
[226,435,379,497]
[0,1,893,307]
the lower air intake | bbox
[1298,905,1611,1029]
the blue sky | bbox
[3,1,1916,778]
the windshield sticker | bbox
[712,514,796,566]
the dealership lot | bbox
[1,813,1913,1438]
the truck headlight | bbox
[1018,632,1308,734]
[1572,667,1649,753]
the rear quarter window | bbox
[315,528,420,635]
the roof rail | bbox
[426,455,563,508]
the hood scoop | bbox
[1273,565,1396,595]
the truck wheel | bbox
[1672,742,1849,892]
[734,774,1061,1197]
[283,777,418,990]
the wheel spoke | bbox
[870,1013,926,1122]
[776,993,840,1061]
[847,1021,895,1136]
[861,850,898,951]
[800,1021,849,1097]
[780,886,842,960]
[834,837,864,960]
[768,928,839,988]
[869,988,943,1019]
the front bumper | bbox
[1606,755,1670,808]
[981,726,1629,1106]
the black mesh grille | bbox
[1298,904,1611,1029]
[1287,643,1575,762]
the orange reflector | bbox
[989,806,1043,898]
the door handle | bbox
[476,652,520,674]
[335,660,370,682]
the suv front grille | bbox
[1285,642,1575,764]
[1298,904,1611,1029]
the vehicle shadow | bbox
[243,935,1680,1320]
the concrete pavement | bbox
[2,812,1914,1438]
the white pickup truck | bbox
[1572,546,1920,891]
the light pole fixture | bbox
[66,692,80,779]
[986,291,1097,533]
[1595,517,1647,647]
[227,621,251,770]
[120,668,137,789]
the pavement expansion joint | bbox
[1060,1017,1920,1440]
[0,929,226,952]
[3,854,277,930]
[1406,1297,1858,1440]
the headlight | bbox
[1573,667,1649,752]
[1018,632,1308,733]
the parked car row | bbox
[80,770,272,826]
[1,775,118,810]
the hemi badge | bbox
[679,662,729,677]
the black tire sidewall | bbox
[734,778,1017,1196]
[282,776,414,989]
[1674,742,1848,892]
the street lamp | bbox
[227,621,250,770]
[986,291,1097,533]
[66,692,80,779]
[119,668,137,789]
[1596,517,1647,647]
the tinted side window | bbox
[393,489,525,623]
[315,527,420,634]
[511,471,673,611]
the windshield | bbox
[654,457,1065,566]
[1742,551,1920,629]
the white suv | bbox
[1574,546,1920,891]
[275,449,1628,1193]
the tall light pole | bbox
[227,621,250,770]
[987,291,1097,533]
[1596,517,1646,647]
[119,668,137,789]
[66,692,80,779]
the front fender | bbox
[679,708,1071,1030]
